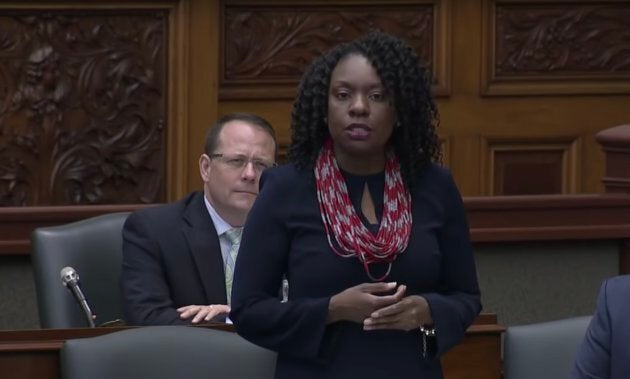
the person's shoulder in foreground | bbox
[569,274,630,379]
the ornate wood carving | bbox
[495,3,630,75]
[482,0,630,95]
[221,1,450,99]
[0,10,167,206]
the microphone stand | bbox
[78,296,96,328]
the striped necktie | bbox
[223,227,242,304]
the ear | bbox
[199,154,211,182]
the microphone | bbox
[60,266,96,328]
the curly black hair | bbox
[288,31,441,191]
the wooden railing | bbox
[2,194,630,271]
[0,204,155,255]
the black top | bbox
[121,192,228,325]
[231,163,481,379]
[341,169,384,230]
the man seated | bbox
[121,112,277,325]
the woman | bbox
[231,31,481,379]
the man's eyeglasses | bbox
[208,154,275,173]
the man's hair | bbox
[204,112,277,156]
[287,31,441,191]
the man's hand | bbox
[177,304,230,324]
[327,282,406,324]
[363,295,432,331]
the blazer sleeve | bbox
[230,169,333,361]
[121,211,190,326]
[421,168,482,356]
[570,280,612,379]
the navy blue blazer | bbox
[231,163,481,379]
[121,191,227,325]
[570,274,630,379]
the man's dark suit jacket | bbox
[121,191,228,325]
[570,274,630,379]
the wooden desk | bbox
[0,315,503,379]
[442,314,504,379]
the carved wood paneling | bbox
[0,9,168,206]
[495,3,630,75]
[482,0,630,95]
[220,0,450,99]
[482,137,579,195]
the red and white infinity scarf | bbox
[314,138,412,281]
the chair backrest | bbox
[31,212,130,328]
[60,326,277,379]
[503,316,592,379]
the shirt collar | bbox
[203,195,231,236]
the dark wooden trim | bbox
[466,194,630,242]
[596,124,630,147]
[0,323,234,352]
[0,204,156,256]
[0,314,499,345]
[467,313,504,334]
[0,205,152,222]
[471,225,630,243]
[2,193,630,256]
[0,314,502,379]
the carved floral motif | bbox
[495,4,630,75]
[0,11,166,205]
[223,6,434,83]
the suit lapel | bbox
[181,192,228,305]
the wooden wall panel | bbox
[2,0,630,203]
[0,7,169,206]
[482,137,580,195]
[494,150,564,195]
[219,0,451,99]
[597,124,630,193]
[219,0,630,197]
[482,0,630,96]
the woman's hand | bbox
[177,304,230,324]
[327,282,406,324]
[363,295,433,331]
